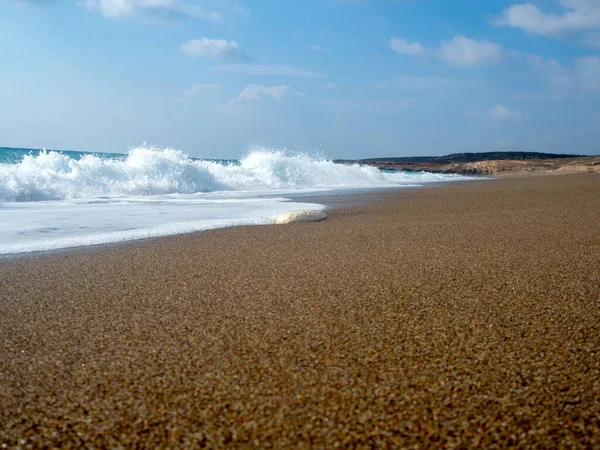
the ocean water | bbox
[0,146,469,255]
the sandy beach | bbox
[1,173,599,448]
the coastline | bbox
[338,154,600,176]
[1,173,599,447]
[0,179,473,260]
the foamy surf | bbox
[0,146,472,254]
[0,147,465,202]
[0,195,326,255]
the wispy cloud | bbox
[210,64,324,78]
[233,85,290,102]
[310,45,327,52]
[185,83,220,97]
[180,38,242,59]
[388,34,502,67]
[218,84,306,112]
[493,0,600,37]
[489,104,519,120]
[439,36,502,67]
[388,37,424,56]
[80,0,221,21]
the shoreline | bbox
[0,179,478,261]
[1,173,599,447]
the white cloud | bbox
[185,83,219,97]
[388,35,502,67]
[575,56,600,90]
[219,84,308,112]
[180,38,239,57]
[439,36,502,67]
[389,37,424,56]
[489,104,518,119]
[310,45,327,52]
[210,64,324,78]
[235,85,290,102]
[494,0,600,36]
[325,82,336,89]
[79,0,131,17]
[80,0,220,21]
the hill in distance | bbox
[335,152,600,175]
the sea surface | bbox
[0,146,470,255]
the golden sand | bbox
[1,174,599,448]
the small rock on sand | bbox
[275,210,328,224]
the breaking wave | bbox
[0,146,463,202]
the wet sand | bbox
[1,174,599,448]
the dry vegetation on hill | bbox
[337,153,600,175]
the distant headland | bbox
[335,152,600,175]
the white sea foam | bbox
[0,146,464,202]
[0,146,471,255]
[0,195,326,255]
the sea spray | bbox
[0,146,462,202]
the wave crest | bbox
[0,146,460,202]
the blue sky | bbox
[1,0,599,158]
